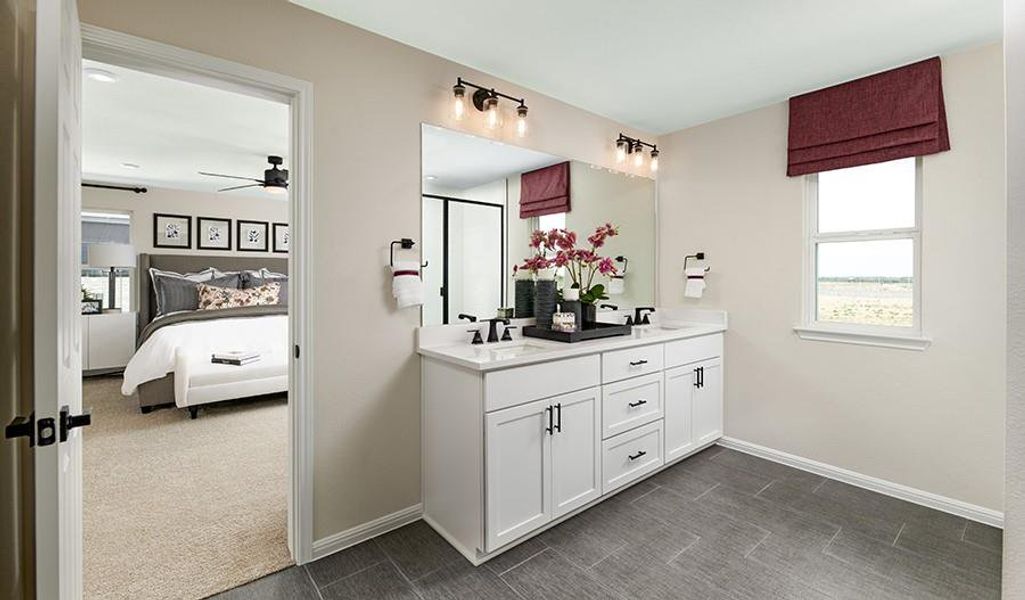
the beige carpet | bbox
[83,376,292,600]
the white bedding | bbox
[121,314,288,396]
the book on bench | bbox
[211,350,261,366]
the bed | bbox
[121,254,289,418]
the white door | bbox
[550,388,601,518]
[664,365,696,462]
[692,360,723,446]
[485,397,552,551]
[34,0,84,598]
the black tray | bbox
[523,322,633,343]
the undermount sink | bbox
[632,324,694,337]
[482,342,551,360]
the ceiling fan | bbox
[199,155,289,195]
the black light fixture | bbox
[452,77,529,137]
[615,133,659,173]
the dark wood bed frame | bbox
[135,253,288,414]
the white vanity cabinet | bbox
[421,328,725,565]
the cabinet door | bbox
[693,360,723,446]
[664,366,696,462]
[485,397,552,551]
[550,387,601,518]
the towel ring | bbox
[684,252,710,273]
[390,238,428,268]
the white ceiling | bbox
[422,125,562,190]
[82,59,289,199]
[293,0,1001,134]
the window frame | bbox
[81,209,134,311]
[796,158,931,350]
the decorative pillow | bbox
[197,282,281,310]
[150,268,243,316]
[242,268,289,306]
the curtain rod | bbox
[83,182,148,194]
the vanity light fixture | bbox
[615,134,659,173]
[451,77,529,136]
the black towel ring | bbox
[390,238,429,268]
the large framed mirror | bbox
[421,124,655,325]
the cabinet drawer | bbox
[664,334,722,369]
[602,372,663,439]
[485,354,601,412]
[601,343,663,384]
[601,421,664,494]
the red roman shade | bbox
[520,161,570,218]
[787,57,949,176]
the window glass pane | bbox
[816,239,913,327]
[538,212,566,232]
[817,158,915,233]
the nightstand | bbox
[82,311,137,375]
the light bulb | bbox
[452,84,466,121]
[266,185,287,196]
[516,104,528,137]
[649,149,659,172]
[632,144,645,167]
[615,139,628,163]
[483,96,500,130]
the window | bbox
[536,212,566,233]
[81,211,133,310]
[797,158,930,350]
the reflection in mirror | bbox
[421,124,655,326]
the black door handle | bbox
[629,359,648,366]
[545,405,553,435]
[627,399,648,408]
[4,413,34,446]
[555,403,562,433]
[59,405,92,442]
[628,450,647,461]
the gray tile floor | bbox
[210,445,1002,599]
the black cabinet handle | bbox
[555,403,562,433]
[629,359,648,366]
[699,367,705,388]
[694,368,700,388]
[545,406,553,435]
[627,399,648,408]
[628,450,647,461]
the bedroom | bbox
[78,58,294,598]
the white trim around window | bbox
[795,158,931,351]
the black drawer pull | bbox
[628,450,647,461]
[545,406,553,435]
[627,399,648,408]
[628,359,648,366]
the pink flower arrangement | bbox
[516,223,620,304]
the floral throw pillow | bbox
[197,282,281,310]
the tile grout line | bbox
[667,534,702,564]
[692,482,721,501]
[754,479,776,497]
[628,483,661,505]
[374,537,428,600]
[822,526,843,554]
[310,558,387,592]
[891,522,906,547]
[960,520,969,542]
[812,477,828,494]
[744,531,772,559]
[493,546,550,577]
[301,565,326,600]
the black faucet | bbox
[485,318,510,343]
[600,303,619,311]
[458,313,478,323]
[634,307,656,325]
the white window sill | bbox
[793,325,932,351]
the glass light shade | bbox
[516,105,528,137]
[615,140,628,163]
[649,150,659,172]
[483,96,500,130]
[632,145,645,167]
[452,85,466,121]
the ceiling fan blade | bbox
[198,171,263,182]
[217,184,262,192]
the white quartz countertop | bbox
[417,308,727,372]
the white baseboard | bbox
[717,437,1004,529]
[310,504,423,562]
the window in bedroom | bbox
[81,210,133,310]
[797,157,929,350]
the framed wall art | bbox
[153,213,191,249]
[272,222,289,253]
[196,217,232,251]
[237,220,269,252]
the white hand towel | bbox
[684,267,706,299]
[392,261,424,308]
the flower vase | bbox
[534,279,557,328]
[514,278,536,318]
[581,303,597,329]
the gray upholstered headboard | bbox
[137,253,289,331]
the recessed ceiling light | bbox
[120,162,140,169]
[84,67,118,83]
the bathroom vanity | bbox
[417,308,727,564]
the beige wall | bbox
[1005,0,1025,589]
[78,0,652,540]
[657,44,1006,511]
[83,185,288,256]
